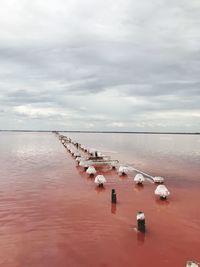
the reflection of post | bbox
[111,203,117,214]
[134,184,144,192]
[155,198,170,210]
[137,231,145,245]
[95,186,106,193]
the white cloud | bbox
[13,105,67,119]
[110,122,125,128]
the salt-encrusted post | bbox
[86,166,97,176]
[137,211,145,233]
[94,175,106,187]
[111,189,117,204]
[186,261,199,267]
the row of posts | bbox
[111,188,145,233]
[57,133,146,233]
[55,132,199,265]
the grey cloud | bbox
[4,90,53,105]
[0,0,200,131]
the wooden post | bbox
[137,211,145,233]
[111,189,117,203]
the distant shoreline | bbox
[0,130,199,135]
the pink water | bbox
[0,132,199,267]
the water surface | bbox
[0,132,199,267]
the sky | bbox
[0,0,200,132]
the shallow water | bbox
[0,132,199,267]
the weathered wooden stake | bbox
[111,189,117,203]
[137,211,145,233]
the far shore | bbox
[0,130,199,135]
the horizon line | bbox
[0,130,199,135]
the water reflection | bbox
[95,186,106,193]
[137,231,146,246]
[119,174,128,181]
[111,203,117,214]
[77,167,87,175]
[0,132,200,267]
[134,184,144,192]
[155,198,170,210]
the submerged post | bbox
[137,211,145,233]
[186,261,199,267]
[94,175,106,187]
[111,189,117,204]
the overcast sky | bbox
[0,0,200,132]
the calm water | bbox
[0,132,199,267]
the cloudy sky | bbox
[0,0,200,132]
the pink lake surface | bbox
[0,132,199,267]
